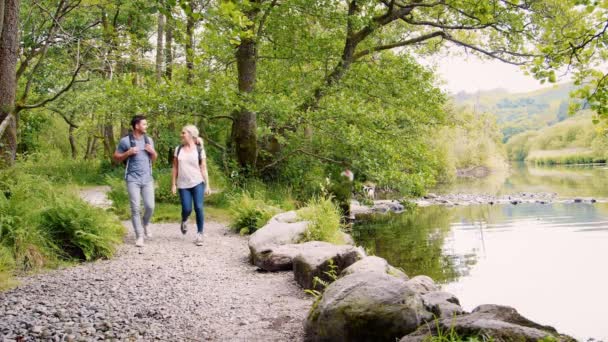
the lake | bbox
[352,163,608,341]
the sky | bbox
[426,54,569,95]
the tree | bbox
[216,0,584,174]
[0,0,20,165]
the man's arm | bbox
[113,139,136,162]
[144,138,158,162]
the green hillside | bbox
[505,112,608,164]
[453,83,575,141]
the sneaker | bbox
[135,237,144,247]
[180,221,188,235]
[195,233,203,246]
[144,226,152,239]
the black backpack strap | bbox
[129,133,136,147]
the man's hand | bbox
[128,147,139,156]
[144,144,155,154]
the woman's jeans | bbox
[178,182,205,233]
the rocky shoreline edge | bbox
[352,192,605,215]
[250,211,578,341]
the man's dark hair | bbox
[131,115,146,130]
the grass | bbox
[297,197,344,244]
[228,191,282,235]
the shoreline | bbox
[352,192,605,215]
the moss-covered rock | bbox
[341,256,408,280]
[293,242,365,290]
[248,211,309,270]
[305,271,433,342]
[400,304,577,342]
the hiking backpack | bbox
[124,133,152,173]
[175,143,203,165]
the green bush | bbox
[0,170,125,289]
[17,151,112,185]
[228,192,281,235]
[106,176,130,220]
[297,197,344,244]
[38,197,125,261]
[154,169,180,204]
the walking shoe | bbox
[195,233,203,246]
[144,225,152,239]
[180,221,188,235]
[135,237,144,247]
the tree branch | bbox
[257,0,279,38]
[353,31,446,59]
[17,63,88,112]
[47,108,79,128]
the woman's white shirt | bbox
[174,146,206,189]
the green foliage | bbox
[38,198,125,261]
[304,258,339,299]
[106,176,130,220]
[454,84,575,142]
[0,169,125,288]
[228,192,282,235]
[433,109,507,183]
[154,169,180,204]
[506,112,608,164]
[16,151,111,185]
[297,197,344,244]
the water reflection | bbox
[353,164,608,340]
[438,162,608,198]
[353,206,466,284]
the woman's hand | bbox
[205,186,211,196]
[172,184,177,195]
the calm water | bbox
[352,163,608,341]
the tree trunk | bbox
[85,136,99,160]
[0,0,20,166]
[103,124,116,161]
[68,125,77,159]
[233,36,258,169]
[0,0,5,38]
[164,16,173,80]
[185,2,195,85]
[155,13,165,82]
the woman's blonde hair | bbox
[182,125,199,139]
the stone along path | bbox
[0,187,311,341]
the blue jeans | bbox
[178,182,205,233]
[126,180,155,238]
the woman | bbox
[171,125,211,246]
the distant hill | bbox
[452,83,575,142]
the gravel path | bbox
[1,187,311,341]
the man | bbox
[113,115,158,247]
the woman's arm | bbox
[172,153,178,194]
[200,158,211,194]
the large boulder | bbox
[406,275,439,295]
[248,211,309,270]
[420,291,464,318]
[305,271,433,342]
[400,304,576,342]
[341,256,408,280]
[293,242,365,290]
